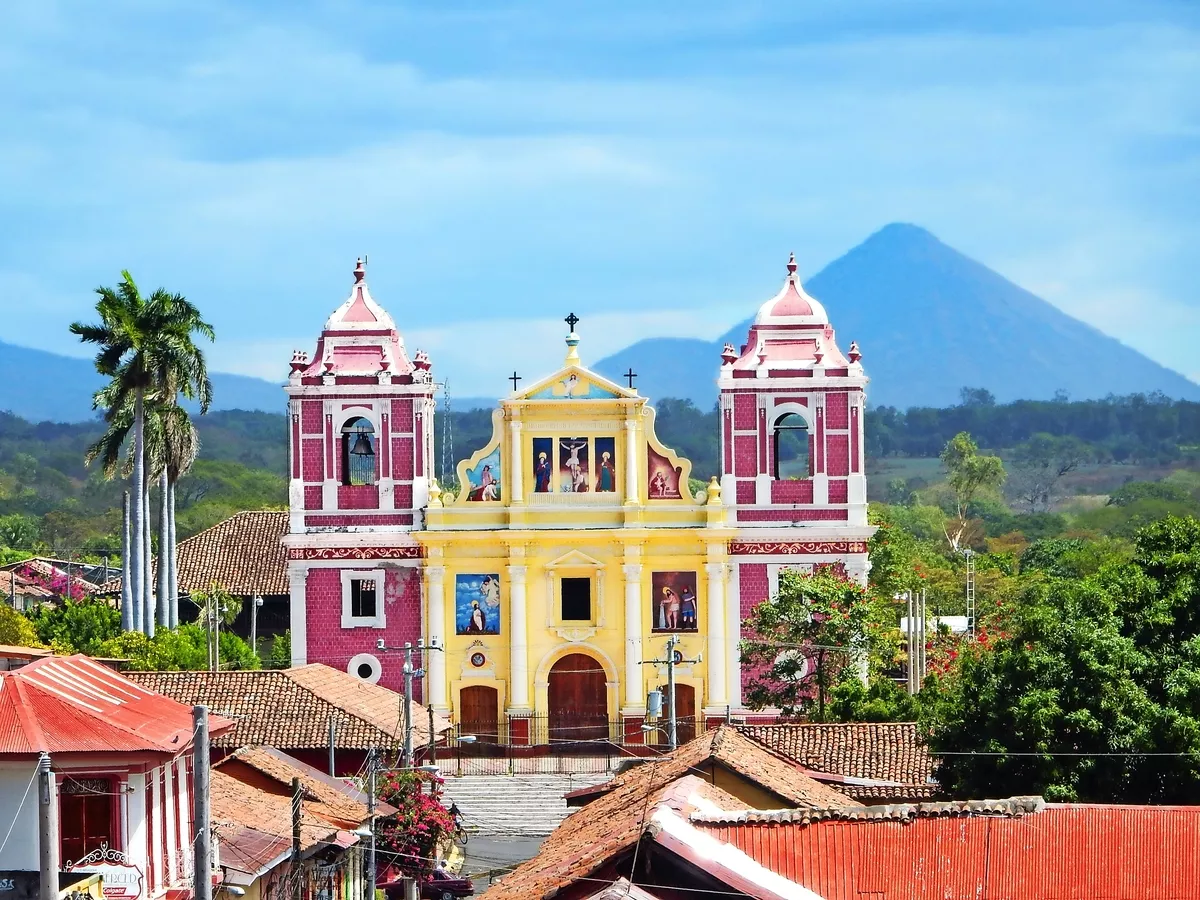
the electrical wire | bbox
[0,765,38,856]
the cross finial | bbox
[509,371,522,391]
[624,368,637,389]
[565,312,580,332]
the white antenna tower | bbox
[440,379,453,487]
[965,548,976,640]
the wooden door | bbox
[548,653,608,743]
[459,685,499,748]
[674,684,697,743]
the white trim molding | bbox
[340,567,387,629]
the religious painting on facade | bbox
[594,437,616,492]
[456,573,501,635]
[532,437,553,493]
[465,448,501,501]
[559,437,589,492]
[651,571,698,632]
[647,447,682,499]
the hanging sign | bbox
[66,844,144,900]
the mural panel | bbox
[559,437,589,493]
[647,447,682,499]
[456,573,501,635]
[594,437,616,492]
[533,437,553,493]
[465,448,501,501]
[651,571,699,632]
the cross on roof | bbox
[624,368,637,389]
[509,371,522,391]
[565,312,580,332]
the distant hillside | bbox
[0,340,287,422]
[594,224,1200,409]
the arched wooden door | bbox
[459,685,499,748]
[548,653,608,743]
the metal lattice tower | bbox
[965,548,976,639]
[440,379,453,488]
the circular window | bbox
[347,653,382,684]
[470,652,487,668]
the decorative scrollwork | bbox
[287,546,423,560]
[728,540,868,555]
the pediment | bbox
[545,548,607,569]
[520,365,632,401]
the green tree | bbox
[939,432,1006,551]
[266,629,292,669]
[1008,433,1090,513]
[0,514,39,549]
[741,570,895,720]
[71,271,213,638]
[829,671,922,723]
[0,604,43,647]
[94,623,258,670]
[29,598,120,656]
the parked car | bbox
[420,868,474,899]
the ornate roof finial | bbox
[720,343,737,366]
[848,340,862,363]
[353,257,366,284]
[786,252,798,275]
[564,312,581,364]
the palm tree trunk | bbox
[143,468,154,638]
[130,391,146,634]
[120,490,133,632]
[168,479,178,628]
[158,470,170,629]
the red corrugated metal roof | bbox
[694,803,1200,899]
[0,654,233,756]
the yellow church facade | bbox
[418,328,733,744]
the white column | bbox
[727,564,742,707]
[288,561,308,666]
[163,764,178,885]
[705,562,728,707]
[623,418,638,502]
[509,419,523,502]
[622,564,644,709]
[508,565,530,710]
[426,565,448,710]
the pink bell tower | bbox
[282,259,434,690]
[718,254,874,708]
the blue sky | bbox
[2,0,1197,396]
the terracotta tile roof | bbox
[211,769,343,863]
[0,570,55,601]
[99,510,289,596]
[580,877,664,899]
[692,796,1045,825]
[481,772,751,900]
[127,665,449,751]
[836,782,940,802]
[216,745,394,827]
[739,722,935,785]
[480,726,858,900]
[0,654,233,756]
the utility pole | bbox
[365,748,376,900]
[37,752,59,900]
[641,635,700,751]
[401,643,426,768]
[328,716,337,776]
[291,777,303,900]
[193,706,212,900]
[427,705,436,765]
[250,595,263,661]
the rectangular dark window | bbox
[561,577,591,621]
[351,579,377,619]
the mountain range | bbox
[3,223,1196,422]
[594,223,1200,409]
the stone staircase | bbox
[440,773,614,836]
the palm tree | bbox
[73,271,213,634]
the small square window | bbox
[341,568,386,629]
[561,577,591,621]
[351,579,377,619]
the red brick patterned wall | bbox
[771,479,814,504]
[338,484,380,509]
[391,399,414,431]
[826,392,849,429]
[739,563,769,617]
[304,486,323,510]
[302,439,324,482]
[828,479,848,504]
[305,565,422,694]
[736,481,757,504]
[826,434,849,477]
[302,400,323,434]
[305,514,413,527]
[738,508,849,522]
[734,436,758,477]
[733,394,757,430]
[393,437,414,481]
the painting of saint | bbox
[559,438,589,493]
[465,448,501,501]
[651,571,699,632]
[456,574,501,635]
[594,437,616,492]
[647,447,682,499]
[532,437,553,492]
